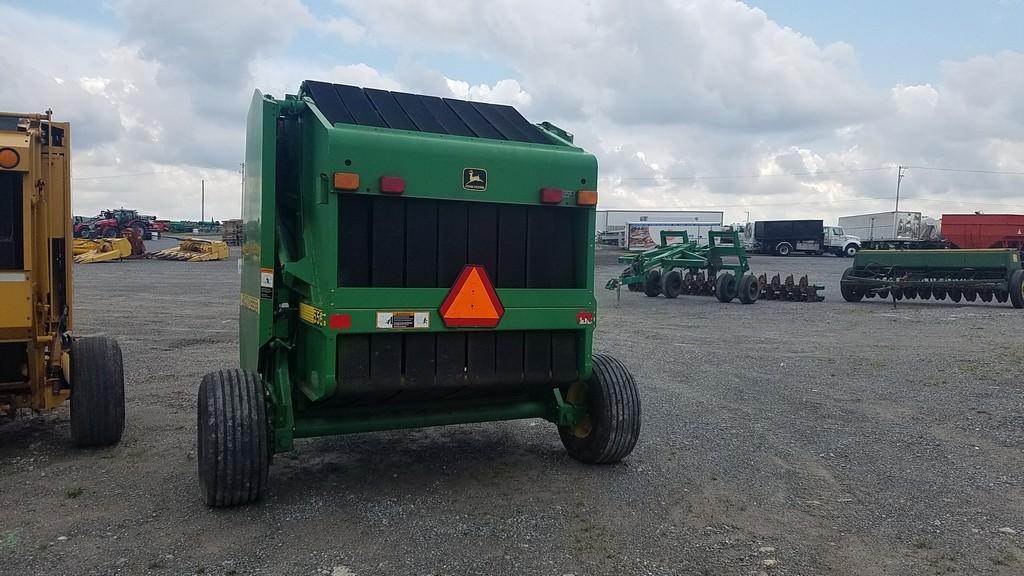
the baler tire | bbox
[661,270,682,299]
[715,273,737,303]
[198,369,270,507]
[1009,270,1024,309]
[644,270,662,297]
[70,336,126,447]
[559,353,641,464]
[737,274,759,304]
[840,268,863,302]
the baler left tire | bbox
[70,336,126,447]
[644,270,662,297]
[198,369,270,507]
[1009,270,1024,309]
[661,270,682,299]
[715,273,737,303]
[737,274,759,304]
[559,354,641,464]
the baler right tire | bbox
[840,268,863,302]
[644,270,662,297]
[737,274,759,304]
[661,270,682,299]
[715,273,737,303]
[559,354,641,464]
[70,336,126,447]
[198,369,270,507]
[1009,270,1024,309]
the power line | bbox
[904,165,1024,176]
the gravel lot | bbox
[2,241,1022,575]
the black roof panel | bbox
[301,80,550,144]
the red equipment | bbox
[942,214,1024,251]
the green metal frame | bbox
[242,90,597,453]
[608,229,750,289]
[843,249,1022,294]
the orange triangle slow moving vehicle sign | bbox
[439,265,504,328]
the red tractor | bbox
[74,209,154,239]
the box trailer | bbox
[838,211,943,249]
[941,214,1024,251]
[624,221,722,251]
[749,219,860,256]
[597,210,722,246]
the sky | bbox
[1,0,1022,225]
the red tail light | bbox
[379,176,405,194]
[540,187,563,204]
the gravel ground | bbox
[1,241,1022,575]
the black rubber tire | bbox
[948,287,962,303]
[776,243,792,256]
[844,244,858,257]
[840,268,864,302]
[661,270,682,299]
[198,369,270,507]
[70,336,126,447]
[559,354,641,464]
[715,273,737,302]
[643,270,662,297]
[102,227,119,238]
[737,274,759,304]
[1009,270,1024,309]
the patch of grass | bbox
[65,487,83,499]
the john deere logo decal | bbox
[463,168,487,191]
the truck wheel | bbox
[661,270,682,299]
[559,354,640,464]
[198,369,270,507]
[737,274,759,304]
[840,268,864,302]
[1009,270,1024,309]
[776,243,792,256]
[715,273,737,302]
[844,244,858,257]
[70,336,126,447]
[644,270,662,297]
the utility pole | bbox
[201,179,205,223]
[893,166,906,236]
[744,211,750,224]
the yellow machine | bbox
[0,110,124,445]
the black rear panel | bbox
[0,172,24,270]
[338,195,584,289]
[335,195,584,398]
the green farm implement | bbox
[607,230,824,303]
[196,81,641,506]
[840,249,1024,307]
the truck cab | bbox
[825,226,860,257]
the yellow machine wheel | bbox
[70,336,126,447]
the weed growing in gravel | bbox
[64,487,83,499]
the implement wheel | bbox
[559,354,641,464]
[715,273,737,302]
[840,268,864,302]
[644,270,662,297]
[198,369,270,507]
[70,336,126,447]
[1010,270,1024,309]
[624,265,641,292]
[661,270,683,299]
[737,274,759,304]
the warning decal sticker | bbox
[259,267,274,299]
[376,311,430,329]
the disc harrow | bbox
[607,230,825,303]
